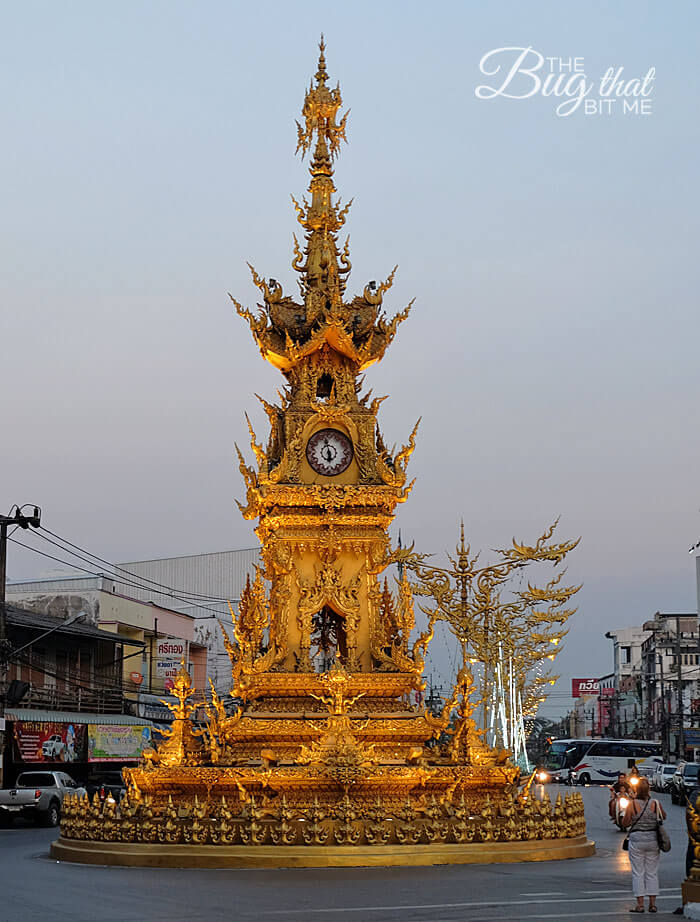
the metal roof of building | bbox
[118,547,261,611]
[4,708,151,726]
[6,604,145,646]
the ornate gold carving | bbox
[60,787,586,848]
[60,40,586,860]
[297,666,376,788]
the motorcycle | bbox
[613,792,631,830]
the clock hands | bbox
[321,439,337,464]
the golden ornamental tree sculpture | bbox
[51,40,592,868]
[400,520,580,763]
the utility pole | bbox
[0,505,42,787]
[658,652,668,761]
[676,613,685,759]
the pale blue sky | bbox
[2,2,699,716]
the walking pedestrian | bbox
[623,776,667,913]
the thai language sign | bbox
[156,659,180,688]
[13,721,87,763]
[571,678,600,698]
[87,724,152,762]
[156,637,186,659]
[155,637,186,685]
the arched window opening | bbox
[310,606,347,672]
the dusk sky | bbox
[3,2,699,718]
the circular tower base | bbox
[50,834,595,868]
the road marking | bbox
[264,892,682,914]
[521,891,566,896]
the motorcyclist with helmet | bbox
[610,771,632,820]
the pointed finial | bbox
[296,37,348,160]
[316,34,328,84]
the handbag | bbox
[655,801,671,852]
[622,797,650,851]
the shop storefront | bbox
[684,728,700,762]
[4,709,153,786]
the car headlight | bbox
[537,771,549,783]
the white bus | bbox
[543,738,663,785]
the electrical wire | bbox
[9,536,234,621]
[12,649,130,700]
[11,645,216,705]
[37,525,248,602]
[32,529,231,606]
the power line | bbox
[9,536,233,621]
[12,648,128,699]
[38,526,237,602]
[32,529,229,605]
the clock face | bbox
[306,428,354,476]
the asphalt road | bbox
[0,785,688,922]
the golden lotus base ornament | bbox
[53,768,592,867]
[52,40,592,869]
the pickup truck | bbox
[0,771,85,827]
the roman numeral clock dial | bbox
[306,428,353,476]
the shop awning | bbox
[5,708,152,726]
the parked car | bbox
[85,771,126,803]
[652,763,677,792]
[0,771,85,826]
[670,761,700,804]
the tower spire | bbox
[232,36,413,374]
[293,37,351,307]
[315,33,328,84]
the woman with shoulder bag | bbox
[622,776,668,913]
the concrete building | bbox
[1,604,151,787]
[570,695,596,738]
[7,575,208,715]
[116,548,261,690]
[640,611,699,760]
[605,625,649,685]
[604,625,650,739]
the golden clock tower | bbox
[55,41,592,865]
[230,38,426,711]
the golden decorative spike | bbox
[296,36,349,160]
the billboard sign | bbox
[156,637,186,659]
[155,637,186,681]
[684,728,700,747]
[572,678,600,698]
[87,724,152,762]
[13,721,87,763]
